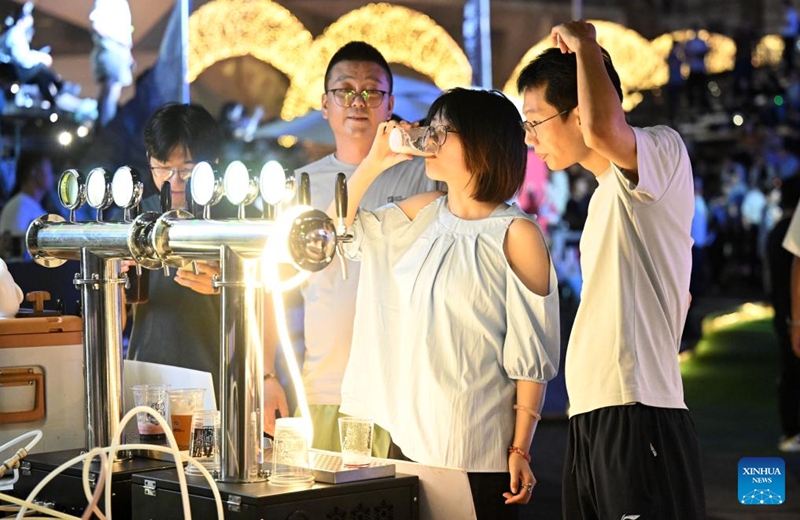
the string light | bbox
[188,0,313,83]
[651,29,736,75]
[503,20,667,112]
[281,2,472,120]
[277,135,298,148]
[754,35,783,68]
[189,2,778,117]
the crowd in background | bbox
[5,4,800,310]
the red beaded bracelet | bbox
[508,445,531,462]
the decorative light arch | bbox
[187,0,313,84]
[651,30,736,76]
[502,20,668,112]
[281,2,472,120]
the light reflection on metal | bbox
[27,214,69,268]
[266,261,313,444]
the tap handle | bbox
[336,243,349,280]
[160,181,172,212]
[124,200,141,223]
[335,172,348,234]
[298,172,310,206]
[186,178,197,216]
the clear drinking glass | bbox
[338,416,374,467]
[389,126,439,156]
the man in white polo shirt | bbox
[517,21,705,519]
[262,42,435,455]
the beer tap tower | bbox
[25,160,338,483]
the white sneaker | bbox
[778,434,800,452]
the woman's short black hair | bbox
[143,103,221,163]
[424,88,526,204]
[516,47,623,114]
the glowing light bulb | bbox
[223,161,252,206]
[259,160,286,205]
[58,131,72,146]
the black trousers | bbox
[562,404,706,520]
[774,320,800,437]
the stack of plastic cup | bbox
[269,417,314,486]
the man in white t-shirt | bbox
[516,21,705,519]
[262,42,435,454]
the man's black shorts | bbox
[562,404,706,519]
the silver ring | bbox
[524,483,533,493]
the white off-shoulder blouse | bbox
[339,195,560,471]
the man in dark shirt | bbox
[125,103,224,393]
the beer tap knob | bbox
[132,200,144,276]
[186,178,197,217]
[334,172,351,280]
[109,165,148,291]
[160,181,172,213]
[259,160,287,221]
[57,170,85,223]
[190,162,223,221]
[222,161,258,219]
[183,177,200,274]
[298,172,310,206]
[335,172,348,236]
[160,181,171,276]
[85,167,113,222]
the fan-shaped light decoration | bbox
[754,34,783,68]
[503,20,668,112]
[188,0,313,83]
[651,29,736,76]
[281,2,472,120]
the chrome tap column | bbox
[79,250,126,449]
[218,246,263,482]
[26,168,135,452]
[26,162,340,484]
